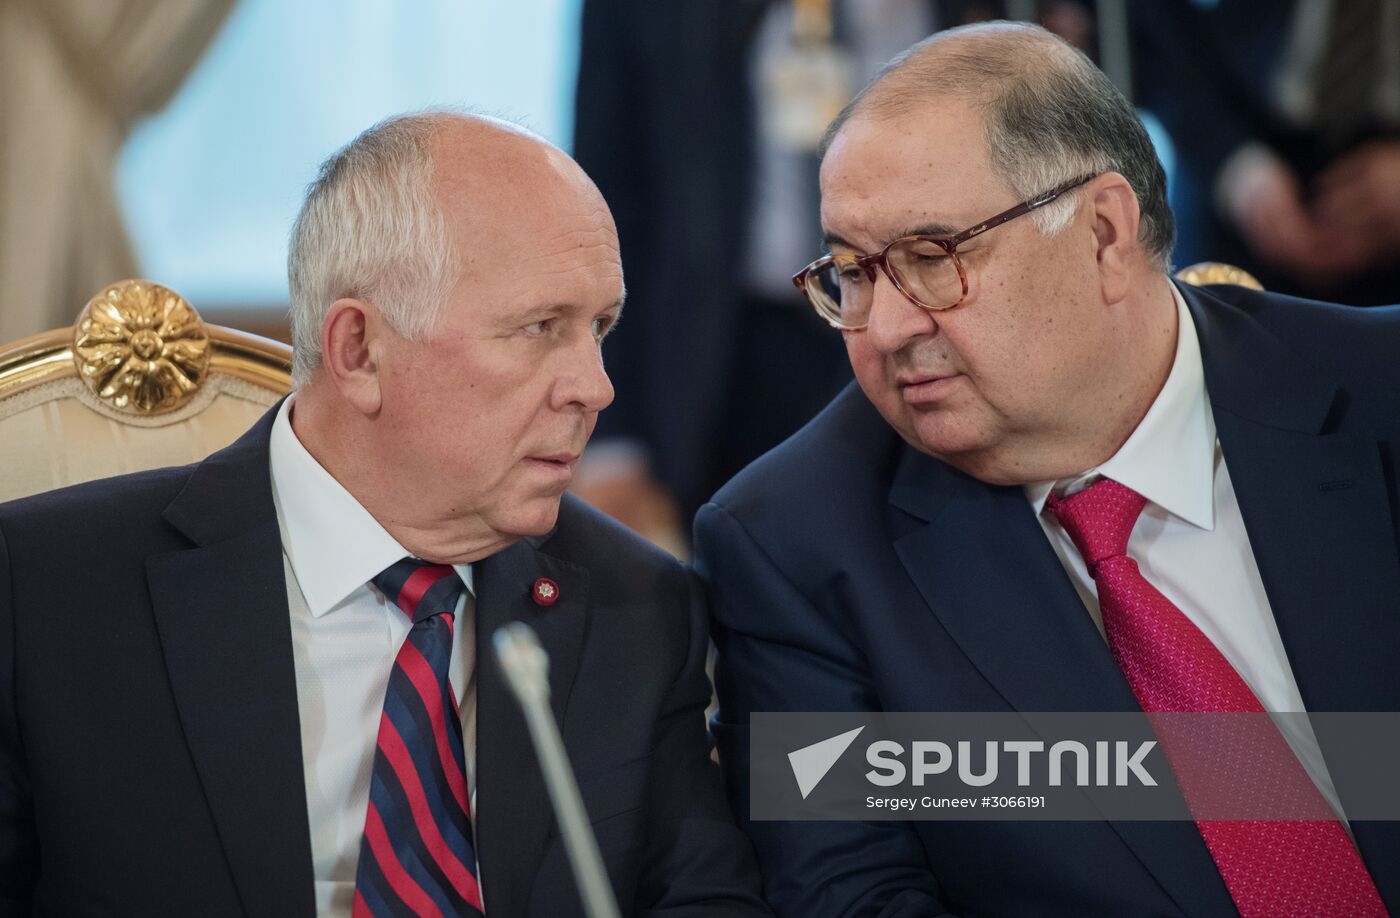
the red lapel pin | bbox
[532,577,559,606]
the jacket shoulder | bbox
[0,465,198,617]
[0,464,196,539]
[696,383,906,575]
[709,382,900,519]
[1195,285,1400,432]
[1202,285,1400,386]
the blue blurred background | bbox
[116,0,582,313]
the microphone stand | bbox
[494,622,623,918]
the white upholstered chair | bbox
[0,279,292,502]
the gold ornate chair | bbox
[0,279,292,502]
[1173,262,1264,290]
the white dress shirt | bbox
[268,396,479,917]
[1024,284,1345,820]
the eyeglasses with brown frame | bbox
[791,173,1098,330]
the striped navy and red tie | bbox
[354,559,485,917]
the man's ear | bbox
[1088,173,1142,305]
[319,298,383,414]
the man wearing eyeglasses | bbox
[695,21,1400,918]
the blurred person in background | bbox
[571,0,1093,549]
[1133,0,1400,305]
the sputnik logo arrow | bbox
[788,726,865,799]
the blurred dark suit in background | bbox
[1132,0,1400,305]
[572,0,1094,543]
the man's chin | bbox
[504,498,564,539]
[904,413,983,455]
[901,420,1005,477]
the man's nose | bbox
[555,340,615,413]
[863,269,939,355]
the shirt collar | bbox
[269,396,474,617]
[1025,283,1217,530]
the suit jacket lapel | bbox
[147,406,316,918]
[1188,285,1400,898]
[473,538,590,916]
[889,447,1135,712]
[1187,284,1400,715]
[888,448,1234,916]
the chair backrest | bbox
[0,279,292,502]
[0,267,1260,504]
[1173,261,1264,291]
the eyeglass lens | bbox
[808,238,962,327]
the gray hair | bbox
[287,112,461,387]
[823,22,1174,269]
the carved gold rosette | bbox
[72,280,211,414]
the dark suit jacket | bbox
[0,407,769,917]
[695,283,1400,916]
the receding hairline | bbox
[823,22,1089,152]
[423,111,603,211]
[818,20,1176,270]
[421,111,554,158]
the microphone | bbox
[494,622,623,918]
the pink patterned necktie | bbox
[1046,479,1386,918]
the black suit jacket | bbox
[0,407,768,917]
[695,283,1400,916]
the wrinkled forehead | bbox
[817,102,1008,247]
